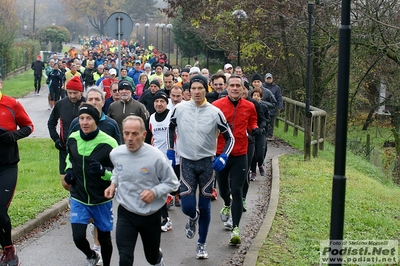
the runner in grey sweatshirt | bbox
[105,115,179,266]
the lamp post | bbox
[33,0,36,35]
[160,23,165,51]
[329,0,352,264]
[167,24,173,60]
[155,23,160,49]
[135,23,140,41]
[306,1,314,114]
[145,23,150,49]
[232,10,247,66]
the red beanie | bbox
[66,76,83,92]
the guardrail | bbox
[276,96,327,160]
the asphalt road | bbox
[13,85,293,265]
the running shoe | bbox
[92,246,102,266]
[185,211,199,239]
[174,194,181,207]
[151,256,164,266]
[196,243,209,259]
[259,165,265,176]
[211,188,218,201]
[250,172,257,181]
[224,217,233,230]
[220,205,231,222]
[88,222,95,238]
[86,250,100,266]
[229,226,241,246]
[161,217,172,232]
[0,245,20,266]
[242,198,247,212]
[166,194,174,209]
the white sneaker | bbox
[88,223,95,238]
[196,243,209,259]
[93,246,102,266]
[86,250,100,266]
[224,217,233,230]
[161,217,172,232]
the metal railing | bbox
[276,96,327,160]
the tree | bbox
[0,0,19,69]
[37,26,71,52]
[123,0,158,21]
[61,0,119,36]
[171,10,212,59]
[61,0,158,36]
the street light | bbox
[33,0,36,35]
[232,9,248,66]
[145,23,150,49]
[135,23,140,41]
[167,24,173,60]
[160,23,165,51]
[155,23,160,50]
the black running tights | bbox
[71,223,113,266]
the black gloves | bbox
[252,127,262,137]
[64,169,75,185]
[89,160,105,177]
[0,131,15,144]
[55,138,65,151]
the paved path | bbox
[12,86,295,265]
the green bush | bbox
[0,39,40,77]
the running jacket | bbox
[47,96,86,145]
[66,130,118,205]
[100,77,119,99]
[168,99,234,161]
[107,99,149,132]
[213,97,258,156]
[68,112,121,144]
[0,94,34,165]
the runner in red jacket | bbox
[212,75,260,246]
[0,75,34,266]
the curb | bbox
[243,154,281,266]
[12,198,69,241]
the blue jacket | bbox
[127,69,144,85]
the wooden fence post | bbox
[294,105,300,136]
[312,115,320,157]
[284,102,289,132]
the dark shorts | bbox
[180,156,214,198]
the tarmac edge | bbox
[242,154,282,266]
[12,198,69,241]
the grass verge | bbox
[2,69,44,98]
[257,126,400,265]
[9,138,68,227]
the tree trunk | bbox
[362,108,376,130]
[391,128,400,184]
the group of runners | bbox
[1,42,283,265]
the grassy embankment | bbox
[257,125,399,265]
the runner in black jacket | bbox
[47,76,85,190]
